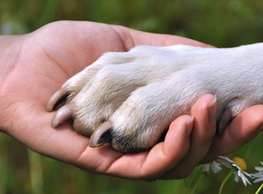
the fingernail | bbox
[209,95,217,108]
[208,95,217,123]
[186,116,194,126]
[185,116,194,136]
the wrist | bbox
[0,35,24,79]
[0,35,25,133]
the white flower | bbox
[251,173,263,183]
[216,156,251,186]
[232,165,251,186]
[251,162,263,183]
[255,162,263,173]
[202,161,222,174]
[217,156,234,169]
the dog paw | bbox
[46,44,263,152]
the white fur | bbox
[48,43,263,152]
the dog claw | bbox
[46,88,69,112]
[89,121,112,147]
[51,104,74,128]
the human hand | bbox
[0,21,261,180]
[203,105,263,163]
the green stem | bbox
[255,182,263,194]
[191,174,204,194]
[188,166,202,187]
[28,149,44,194]
[219,170,233,194]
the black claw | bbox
[89,121,113,147]
[46,88,70,112]
[90,128,112,147]
[53,93,69,110]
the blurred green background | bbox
[1,0,263,193]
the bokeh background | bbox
[1,0,263,193]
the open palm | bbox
[0,21,261,180]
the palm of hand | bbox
[0,21,261,180]
[0,21,197,179]
[0,21,130,170]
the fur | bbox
[46,43,263,152]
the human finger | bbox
[96,115,194,179]
[203,105,263,162]
[161,94,217,179]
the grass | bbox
[1,132,262,193]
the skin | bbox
[0,21,262,180]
